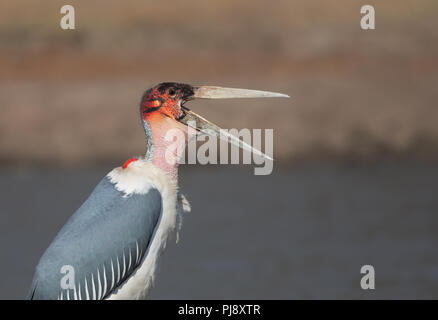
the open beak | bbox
[177,86,290,161]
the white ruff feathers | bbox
[105,159,190,299]
[107,160,161,196]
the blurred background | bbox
[1,0,437,299]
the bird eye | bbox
[168,88,177,98]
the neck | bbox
[143,113,187,181]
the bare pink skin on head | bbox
[145,112,194,181]
[139,83,197,180]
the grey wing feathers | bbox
[28,176,162,300]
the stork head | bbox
[140,82,289,161]
[140,82,194,121]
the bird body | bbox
[28,82,288,299]
[29,159,189,300]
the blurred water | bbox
[0,164,437,299]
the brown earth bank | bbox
[0,0,437,166]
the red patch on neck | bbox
[122,158,139,169]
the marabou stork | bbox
[28,82,289,299]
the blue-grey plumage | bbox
[28,175,162,300]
